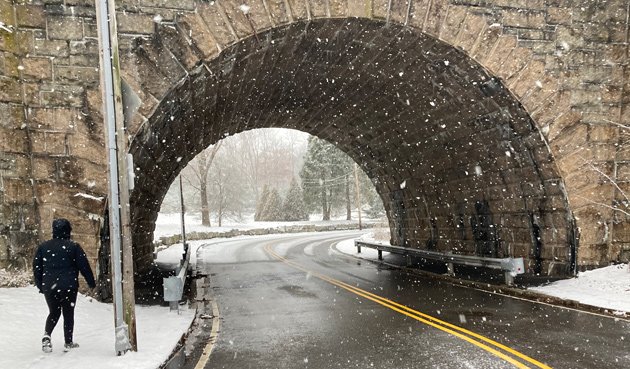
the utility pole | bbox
[96,0,138,354]
[354,163,363,230]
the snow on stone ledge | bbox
[74,192,104,201]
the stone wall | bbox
[0,0,627,274]
[0,0,106,269]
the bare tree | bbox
[230,129,307,205]
[159,129,309,224]
[197,142,222,226]
[208,140,248,226]
[180,142,222,226]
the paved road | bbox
[193,231,629,369]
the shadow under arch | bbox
[128,18,577,277]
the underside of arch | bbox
[129,18,577,276]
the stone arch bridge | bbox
[0,0,628,278]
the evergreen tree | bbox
[300,137,353,220]
[255,184,271,221]
[282,178,309,221]
[260,188,283,221]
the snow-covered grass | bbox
[153,212,383,240]
[0,268,32,287]
[0,286,194,369]
[333,237,630,314]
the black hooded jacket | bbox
[33,219,96,294]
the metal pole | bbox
[354,163,363,230]
[179,175,187,249]
[95,0,136,354]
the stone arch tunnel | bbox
[130,18,577,275]
[0,0,628,277]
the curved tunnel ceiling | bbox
[130,19,575,275]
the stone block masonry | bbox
[0,0,627,277]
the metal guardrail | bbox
[163,242,191,312]
[355,240,524,286]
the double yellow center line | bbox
[264,243,551,369]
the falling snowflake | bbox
[239,4,250,14]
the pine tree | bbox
[299,137,353,220]
[282,178,309,221]
[260,188,283,221]
[255,184,271,221]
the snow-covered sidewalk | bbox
[0,286,194,369]
[334,237,630,315]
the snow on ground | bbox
[153,212,379,240]
[334,234,390,261]
[530,264,630,314]
[0,267,31,287]
[333,236,630,314]
[156,231,363,269]
[154,239,212,270]
[28,216,618,369]
[0,286,194,369]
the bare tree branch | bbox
[580,157,630,204]
[575,195,630,217]
[602,119,630,130]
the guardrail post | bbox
[352,239,525,286]
[163,276,184,313]
[357,242,361,254]
[504,271,514,286]
[447,262,455,276]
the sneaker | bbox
[63,342,79,352]
[42,335,52,353]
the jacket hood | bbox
[52,218,72,239]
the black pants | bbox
[44,289,78,344]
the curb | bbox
[159,276,221,369]
[159,304,199,369]
[336,244,630,321]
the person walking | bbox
[33,218,96,353]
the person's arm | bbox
[32,246,43,293]
[75,245,96,288]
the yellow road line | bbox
[330,277,551,369]
[194,300,221,369]
[264,243,552,369]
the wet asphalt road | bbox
[195,231,630,369]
